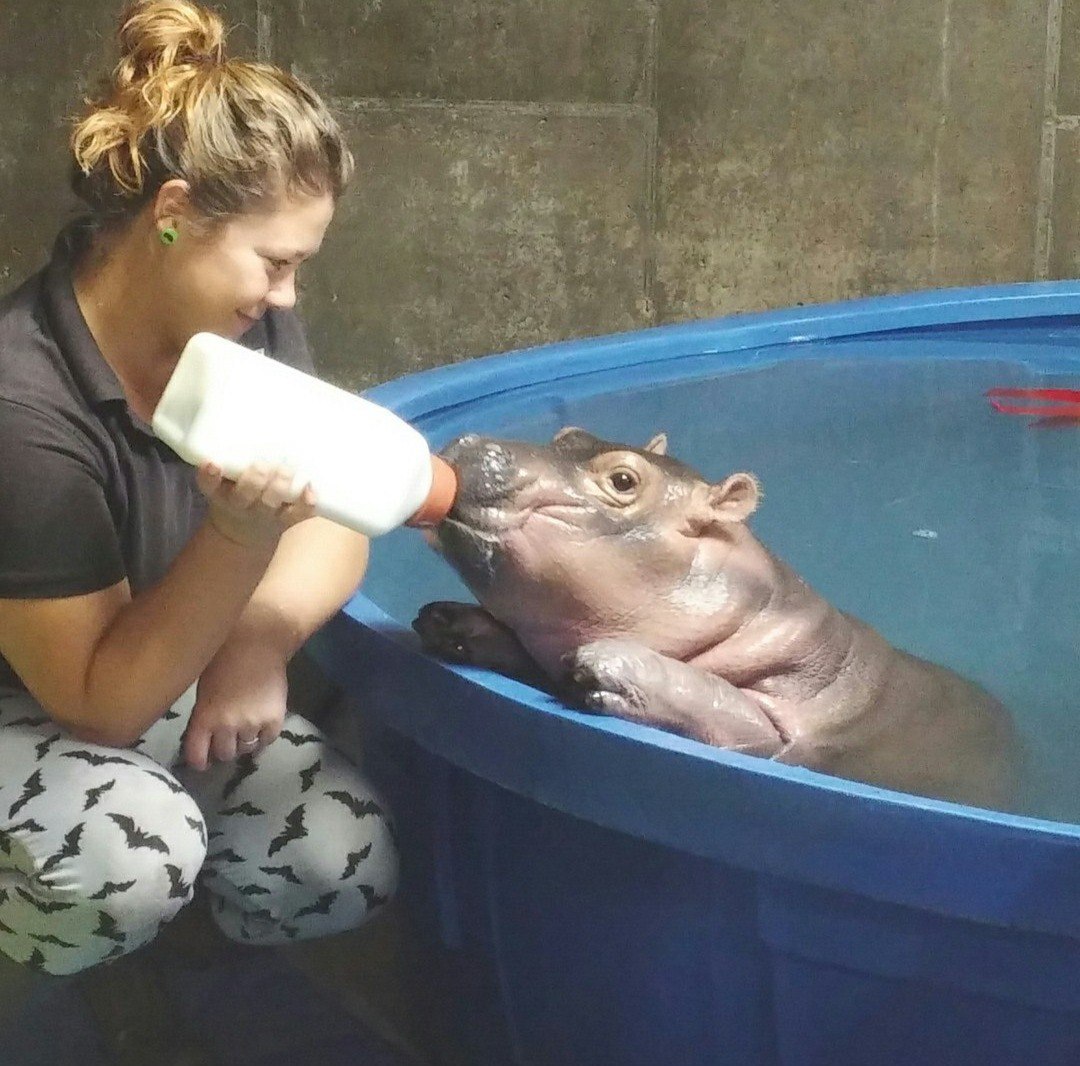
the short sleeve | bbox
[0,399,125,598]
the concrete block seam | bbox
[1035,0,1064,279]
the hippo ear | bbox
[685,473,761,535]
[710,473,760,522]
[643,433,668,455]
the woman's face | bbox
[163,189,335,347]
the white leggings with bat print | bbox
[0,685,398,975]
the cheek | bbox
[187,249,267,306]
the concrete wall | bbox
[1,0,1077,393]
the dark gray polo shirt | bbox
[0,220,315,692]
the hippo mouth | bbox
[443,484,592,536]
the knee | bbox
[0,797,209,975]
[282,805,400,903]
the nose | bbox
[440,435,526,502]
[265,271,297,311]
[440,434,481,460]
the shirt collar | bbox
[41,219,128,410]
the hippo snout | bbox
[439,434,534,507]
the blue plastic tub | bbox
[311,283,1080,1066]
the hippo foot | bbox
[413,601,549,688]
[564,639,653,720]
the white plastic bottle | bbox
[151,332,457,537]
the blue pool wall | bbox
[311,281,1080,1066]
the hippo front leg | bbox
[565,639,786,757]
[413,601,551,689]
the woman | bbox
[0,0,397,975]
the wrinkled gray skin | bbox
[413,428,1018,808]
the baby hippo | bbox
[413,428,1018,808]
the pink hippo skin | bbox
[413,428,1019,808]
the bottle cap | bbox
[405,455,458,528]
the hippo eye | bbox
[608,469,639,494]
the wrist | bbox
[221,601,305,662]
[204,513,279,562]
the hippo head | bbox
[427,427,764,665]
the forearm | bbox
[214,516,370,661]
[78,521,275,745]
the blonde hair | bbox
[70,0,353,225]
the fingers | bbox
[184,723,275,769]
[183,722,213,772]
[230,464,293,509]
[197,462,317,544]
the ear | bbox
[643,433,668,455]
[682,473,761,535]
[709,473,760,522]
[151,178,195,232]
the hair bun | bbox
[114,0,226,89]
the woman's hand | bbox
[197,462,316,552]
[183,637,289,770]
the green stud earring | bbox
[159,226,178,246]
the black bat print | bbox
[104,943,127,961]
[83,780,116,811]
[165,864,192,900]
[268,805,307,857]
[299,759,321,793]
[222,756,258,801]
[60,751,136,768]
[29,933,78,948]
[163,707,181,720]
[259,864,302,885]
[0,834,10,857]
[278,730,319,746]
[325,790,384,820]
[243,908,275,924]
[237,883,271,896]
[205,846,244,864]
[341,844,373,880]
[15,887,77,913]
[280,922,299,939]
[359,884,390,910]
[0,918,13,935]
[93,911,126,943]
[34,734,61,760]
[89,880,136,900]
[220,801,266,817]
[144,769,185,795]
[106,813,169,854]
[294,891,337,919]
[9,770,45,819]
[7,818,45,835]
[186,815,207,847]
[3,715,49,729]
[207,828,224,841]
[40,823,85,876]
[26,948,46,971]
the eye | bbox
[608,469,639,494]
